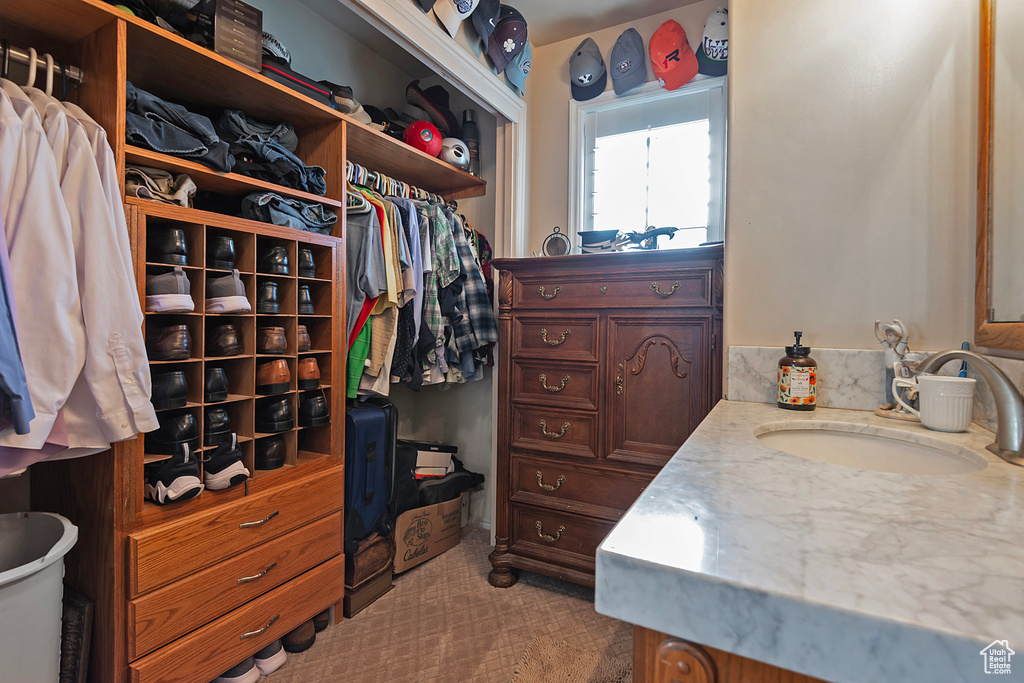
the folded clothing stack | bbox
[241,192,337,234]
[216,109,327,196]
[126,165,197,208]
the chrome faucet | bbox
[915,350,1024,467]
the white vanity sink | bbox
[754,421,987,475]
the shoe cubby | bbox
[256,237,298,278]
[254,393,298,439]
[204,399,255,444]
[144,265,203,316]
[299,244,334,281]
[300,317,333,353]
[206,228,256,273]
[146,314,203,362]
[144,405,202,464]
[144,219,204,271]
[151,361,204,410]
[204,271,256,318]
[256,357,297,396]
[205,315,256,358]
[206,357,256,400]
[257,275,297,316]
[301,280,331,317]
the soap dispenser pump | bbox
[778,331,817,411]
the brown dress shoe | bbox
[257,359,290,394]
[282,619,315,653]
[258,326,287,354]
[297,324,311,352]
[148,324,192,360]
[206,324,242,357]
[297,357,320,390]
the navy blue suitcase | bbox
[345,403,390,554]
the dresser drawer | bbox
[511,456,650,521]
[511,360,597,411]
[129,467,343,597]
[513,270,713,310]
[512,316,598,362]
[510,504,615,573]
[129,512,341,660]
[511,405,598,460]
[129,555,345,683]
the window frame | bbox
[567,75,727,251]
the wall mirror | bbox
[978,0,1024,349]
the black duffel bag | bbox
[260,55,337,110]
[417,455,484,506]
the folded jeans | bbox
[241,192,338,234]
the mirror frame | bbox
[975,0,1024,349]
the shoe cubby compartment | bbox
[144,220,204,270]
[206,229,256,274]
[254,394,298,439]
[298,352,331,390]
[256,356,297,396]
[252,430,298,478]
[299,244,333,281]
[297,416,332,461]
[205,315,256,358]
[204,399,254,443]
[150,361,204,411]
[144,405,202,464]
[300,317,333,353]
[147,315,203,362]
[144,265,203,316]
[256,237,298,277]
[301,280,331,317]
[204,271,255,317]
[254,318,298,357]
[206,357,256,400]
[256,275,297,316]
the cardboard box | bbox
[393,494,463,574]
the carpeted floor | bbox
[268,526,633,683]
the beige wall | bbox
[725,0,977,352]
[525,1,724,253]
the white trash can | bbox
[0,512,79,683]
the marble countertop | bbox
[595,401,1024,683]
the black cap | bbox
[785,331,811,356]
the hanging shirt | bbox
[345,196,387,343]
[0,211,31,434]
[416,202,460,370]
[361,191,401,315]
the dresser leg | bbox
[488,539,519,587]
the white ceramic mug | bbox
[892,375,976,432]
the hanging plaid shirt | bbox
[449,212,498,350]
[415,203,459,368]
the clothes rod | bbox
[2,44,83,84]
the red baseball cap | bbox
[649,20,698,90]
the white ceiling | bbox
[510,0,708,46]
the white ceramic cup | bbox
[892,375,976,432]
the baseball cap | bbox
[487,5,527,74]
[434,0,480,38]
[505,40,532,96]
[569,37,607,101]
[696,7,728,76]
[472,0,500,46]
[650,19,698,90]
[610,28,646,95]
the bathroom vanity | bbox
[596,401,1024,683]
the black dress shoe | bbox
[255,435,286,469]
[151,370,188,410]
[298,284,314,315]
[257,281,280,314]
[147,227,188,266]
[207,236,236,270]
[298,393,329,427]
[204,407,232,447]
[206,324,242,357]
[256,397,293,433]
[258,246,289,275]
[147,412,199,455]
[298,248,315,278]
[205,367,229,402]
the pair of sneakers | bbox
[212,640,286,683]
[144,434,250,505]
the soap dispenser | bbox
[778,331,817,411]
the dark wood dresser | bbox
[488,247,724,587]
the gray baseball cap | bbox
[610,28,646,95]
[569,37,607,101]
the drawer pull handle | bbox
[237,561,277,585]
[538,285,562,300]
[539,419,570,439]
[651,281,680,298]
[239,613,279,640]
[616,363,624,395]
[536,471,566,491]
[539,328,570,346]
[535,521,566,543]
[539,374,571,393]
[239,510,279,529]
[600,284,608,295]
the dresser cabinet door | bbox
[606,316,712,467]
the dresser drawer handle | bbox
[239,613,279,640]
[535,521,566,543]
[538,285,561,300]
[651,281,680,298]
[539,328,570,346]
[237,561,277,585]
[536,471,566,491]
[539,419,570,439]
[239,510,279,529]
[539,374,570,393]
[616,363,624,395]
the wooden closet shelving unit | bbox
[1,1,488,681]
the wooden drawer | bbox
[511,360,598,411]
[129,512,341,660]
[511,405,598,460]
[513,269,713,310]
[511,456,650,521]
[129,555,345,683]
[128,467,343,597]
[510,504,615,573]
[512,315,598,362]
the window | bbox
[569,77,727,250]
